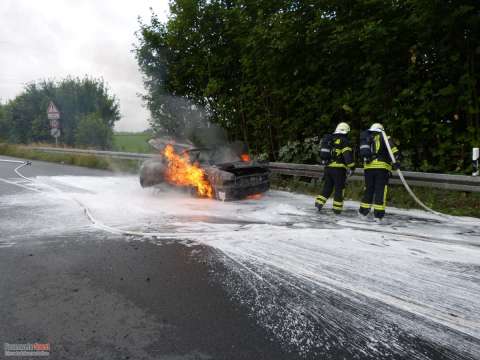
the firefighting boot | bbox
[359,203,371,217]
[315,195,327,211]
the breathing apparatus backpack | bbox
[359,130,376,162]
[319,134,334,163]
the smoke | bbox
[151,95,247,162]
[151,95,226,145]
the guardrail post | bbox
[473,147,479,176]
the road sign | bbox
[50,119,60,129]
[51,128,61,146]
[51,128,61,138]
[48,101,61,146]
[47,101,60,120]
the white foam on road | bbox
[2,174,480,358]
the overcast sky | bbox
[0,0,169,131]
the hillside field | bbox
[112,132,153,153]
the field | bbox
[112,132,153,153]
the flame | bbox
[163,144,213,198]
[240,153,251,162]
[246,193,263,200]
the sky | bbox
[0,0,170,132]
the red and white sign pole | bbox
[47,101,61,146]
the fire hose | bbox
[380,131,446,217]
[0,159,32,178]
[0,158,174,238]
[0,159,255,276]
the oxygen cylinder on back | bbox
[319,134,334,163]
[359,130,374,162]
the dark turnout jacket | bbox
[327,134,355,170]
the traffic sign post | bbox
[47,101,61,146]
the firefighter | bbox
[315,122,355,214]
[358,123,400,220]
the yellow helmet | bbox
[334,122,350,134]
[369,123,384,132]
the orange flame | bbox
[240,153,251,162]
[246,193,263,200]
[163,144,213,198]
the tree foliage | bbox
[75,113,113,149]
[0,103,7,141]
[136,0,480,172]
[1,77,120,147]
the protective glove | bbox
[347,168,354,177]
[392,162,401,170]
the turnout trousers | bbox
[359,168,389,218]
[315,167,347,214]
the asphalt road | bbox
[0,156,297,360]
[0,155,479,360]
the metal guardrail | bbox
[269,162,480,193]
[31,147,480,192]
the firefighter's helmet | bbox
[369,123,384,132]
[334,122,350,134]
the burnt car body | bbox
[140,140,270,201]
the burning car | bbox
[139,139,270,201]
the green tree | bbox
[75,113,113,149]
[136,0,480,172]
[2,77,120,147]
[0,103,7,141]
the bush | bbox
[278,137,320,164]
[75,113,113,149]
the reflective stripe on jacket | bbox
[327,135,355,169]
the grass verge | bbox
[0,144,140,174]
[272,174,480,218]
[112,133,152,153]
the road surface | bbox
[1,155,479,360]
